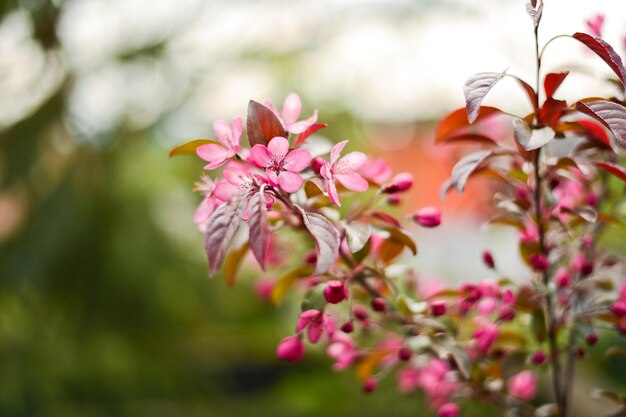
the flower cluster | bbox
[174,3,626,417]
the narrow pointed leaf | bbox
[247,100,287,147]
[595,161,626,183]
[575,100,626,150]
[443,150,494,196]
[296,206,340,275]
[511,75,538,111]
[464,70,506,123]
[573,32,626,87]
[294,123,327,147]
[544,71,569,98]
[248,189,270,269]
[169,138,218,157]
[204,191,247,275]
[513,117,555,150]
[435,106,502,142]
[223,243,249,287]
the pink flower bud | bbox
[386,194,402,205]
[508,370,537,401]
[311,157,325,174]
[362,377,378,393]
[324,280,348,304]
[515,187,529,200]
[371,297,387,312]
[431,300,447,317]
[437,403,460,417]
[531,350,546,365]
[353,305,369,321]
[586,332,598,346]
[482,250,495,269]
[575,347,586,358]
[381,172,414,194]
[341,320,354,333]
[555,267,570,289]
[413,207,441,228]
[276,336,305,362]
[398,346,412,361]
[529,254,548,271]
[498,306,516,321]
[612,301,626,317]
[473,323,499,353]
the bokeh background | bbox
[2,0,626,416]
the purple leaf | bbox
[247,188,270,269]
[463,70,506,124]
[247,100,287,147]
[575,100,626,150]
[573,33,626,87]
[544,72,569,99]
[204,191,247,276]
[526,0,543,28]
[512,117,555,151]
[441,150,493,196]
[296,206,340,275]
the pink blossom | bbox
[413,207,441,228]
[196,117,242,170]
[530,254,549,271]
[381,172,414,194]
[362,377,378,393]
[555,267,571,289]
[214,162,256,201]
[612,301,626,317]
[585,14,604,38]
[324,280,349,304]
[418,358,457,407]
[193,174,222,232]
[476,297,498,315]
[360,158,393,184]
[264,93,318,134]
[508,370,537,401]
[519,222,539,243]
[473,322,499,353]
[326,332,358,370]
[276,336,305,362]
[438,403,460,417]
[250,136,311,192]
[296,309,334,343]
[397,366,420,393]
[320,140,368,206]
[431,300,447,317]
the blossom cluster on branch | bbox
[172,2,626,416]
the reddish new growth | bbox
[172,2,626,416]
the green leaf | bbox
[301,284,327,311]
[531,309,547,343]
[223,242,249,287]
[271,266,311,305]
[168,138,218,157]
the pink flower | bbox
[276,336,305,362]
[193,174,222,232]
[196,117,242,170]
[324,280,348,304]
[320,140,368,206]
[530,254,549,271]
[214,162,256,201]
[586,14,604,38]
[296,309,334,343]
[362,377,378,393]
[476,297,498,315]
[326,332,358,370]
[473,322,499,353]
[413,207,441,228]
[508,370,537,401]
[397,366,420,393]
[438,403,460,417]
[612,301,626,317]
[264,93,318,134]
[381,172,414,194]
[418,358,457,407]
[360,158,393,185]
[250,136,311,192]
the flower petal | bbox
[335,172,369,192]
[287,110,319,133]
[268,136,289,157]
[230,116,243,149]
[214,181,238,201]
[338,151,367,171]
[213,120,232,146]
[284,149,312,172]
[330,140,348,165]
[326,177,341,206]
[250,144,273,168]
[266,169,279,186]
[196,143,231,170]
[282,93,302,125]
[278,171,304,193]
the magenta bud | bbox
[371,297,387,312]
[362,377,378,393]
[413,207,441,228]
[324,280,348,304]
[276,336,305,362]
[437,403,460,417]
[617,322,626,336]
[311,157,325,174]
[381,172,414,194]
[482,250,495,269]
[431,300,447,317]
[398,346,412,361]
[555,268,570,289]
[304,252,318,265]
[498,306,516,321]
[341,320,354,333]
[575,347,586,358]
[515,187,529,200]
[529,254,548,271]
[531,350,546,365]
[586,332,598,346]
[386,194,402,205]
[612,301,626,317]
[353,305,369,321]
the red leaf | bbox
[296,206,340,275]
[573,32,626,87]
[370,211,401,228]
[435,106,502,142]
[544,72,569,99]
[437,133,498,146]
[247,100,287,147]
[595,161,626,183]
[511,76,538,111]
[575,100,626,150]
[204,191,247,276]
[463,70,506,123]
[247,188,270,269]
[575,119,612,149]
[538,98,568,126]
[293,123,327,147]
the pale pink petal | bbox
[326,177,341,206]
[213,120,232,146]
[223,164,249,186]
[267,136,289,157]
[283,149,312,172]
[266,169,279,187]
[286,121,312,134]
[194,198,214,224]
[282,93,302,125]
[476,297,498,315]
[335,172,369,192]
[297,310,320,332]
[319,161,332,181]
[278,171,304,193]
[230,117,243,148]
[337,151,367,171]
[250,144,273,168]
[330,140,348,165]
[263,100,282,122]
[214,181,238,201]
[196,143,232,170]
